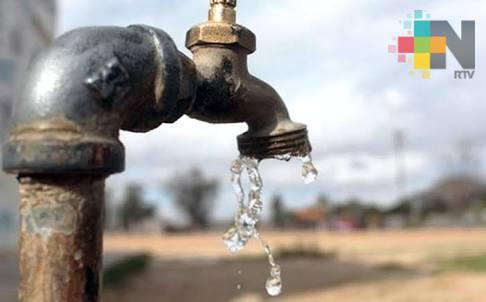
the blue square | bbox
[414,21,430,37]
[403,21,412,30]
[414,10,423,19]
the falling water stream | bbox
[223,153,318,296]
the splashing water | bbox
[223,153,318,296]
[223,157,262,252]
[301,154,319,184]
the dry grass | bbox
[274,272,486,302]
[103,228,486,302]
[105,228,486,265]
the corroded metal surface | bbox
[186,2,311,159]
[238,128,312,160]
[185,23,256,53]
[186,0,255,52]
[3,25,196,175]
[1,1,315,300]
[18,177,105,302]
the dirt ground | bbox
[103,229,486,302]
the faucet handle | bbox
[208,0,237,23]
[210,0,236,7]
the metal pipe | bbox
[2,1,314,300]
[3,25,195,302]
[186,0,311,159]
[18,176,104,302]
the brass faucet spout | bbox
[186,1,312,159]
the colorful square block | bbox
[414,37,430,53]
[414,53,430,69]
[398,37,414,53]
[430,36,446,53]
[414,10,423,19]
[430,53,446,69]
[414,21,430,37]
[398,54,406,63]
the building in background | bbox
[0,0,57,248]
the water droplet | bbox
[231,158,244,174]
[265,275,282,296]
[270,265,281,277]
[301,154,318,184]
[223,226,246,253]
[231,159,245,207]
[237,211,256,238]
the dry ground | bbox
[105,229,486,264]
[103,228,486,302]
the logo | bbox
[388,10,475,79]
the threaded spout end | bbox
[237,128,312,160]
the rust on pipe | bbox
[18,176,105,302]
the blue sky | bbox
[58,0,486,223]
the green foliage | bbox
[118,184,156,231]
[375,262,407,272]
[166,168,219,230]
[275,244,336,260]
[442,254,486,273]
[103,254,152,288]
[271,195,286,229]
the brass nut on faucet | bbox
[186,23,256,53]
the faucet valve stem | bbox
[210,0,236,7]
[209,0,237,23]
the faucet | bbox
[2,0,312,301]
[186,0,311,159]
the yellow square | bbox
[422,70,430,80]
[414,53,430,70]
[430,36,446,53]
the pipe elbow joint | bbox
[3,25,196,176]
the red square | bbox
[398,37,414,53]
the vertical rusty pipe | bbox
[17,176,105,302]
[2,25,196,302]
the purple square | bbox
[388,45,397,53]
[398,54,406,63]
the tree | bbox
[316,194,330,210]
[271,195,286,229]
[118,184,156,231]
[166,168,219,230]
